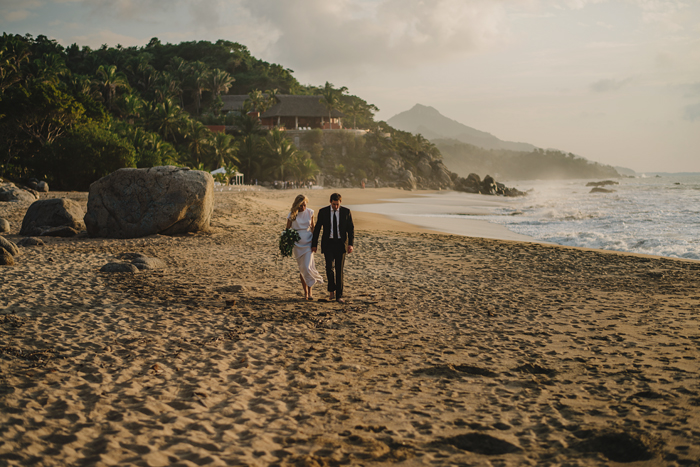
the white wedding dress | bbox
[288,208,324,288]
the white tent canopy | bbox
[210,167,244,185]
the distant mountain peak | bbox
[387,104,535,152]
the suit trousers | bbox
[323,239,346,299]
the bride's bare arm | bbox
[286,219,292,229]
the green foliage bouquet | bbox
[279,228,300,258]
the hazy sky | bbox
[2,0,699,172]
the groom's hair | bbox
[330,193,342,202]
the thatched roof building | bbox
[221,95,344,130]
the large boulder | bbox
[0,183,38,203]
[399,169,417,190]
[20,198,85,236]
[84,166,214,238]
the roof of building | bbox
[220,94,344,118]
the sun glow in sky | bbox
[2,0,699,172]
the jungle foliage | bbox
[0,33,399,190]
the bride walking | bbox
[286,194,324,300]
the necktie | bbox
[333,209,339,239]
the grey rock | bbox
[590,187,616,194]
[20,198,85,236]
[384,157,404,177]
[0,236,19,257]
[0,218,10,233]
[400,169,417,190]
[40,226,80,237]
[17,237,45,247]
[100,262,139,273]
[132,257,167,270]
[416,158,433,177]
[36,181,49,192]
[0,183,38,203]
[84,166,214,239]
[0,247,14,266]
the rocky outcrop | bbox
[84,166,214,239]
[454,173,526,197]
[20,198,85,236]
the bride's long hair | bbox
[289,194,309,221]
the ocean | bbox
[352,174,700,261]
[484,174,700,261]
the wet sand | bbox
[1,188,699,466]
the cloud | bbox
[682,102,700,121]
[0,0,42,22]
[60,0,186,23]
[4,10,30,21]
[590,77,634,92]
[238,0,511,72]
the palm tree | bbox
[295,156,320,185]
[0,34,30,92]
[346,99,379,129]
[206,131,239,170]
[119,94,145,123]
[237,134,263,182]
[232,101,266,137]
[166,56,189,107]
[185,61,209,115]
[266,128,300,181]
[183,120,211,167]
[320,81,347,129]
[146,98,185,143]
[208,69,234,101]
[93,64,130,110]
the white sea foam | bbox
[483,174,700,260]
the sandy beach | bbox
[1,187,699,466]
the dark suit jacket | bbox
[312,205,354,253]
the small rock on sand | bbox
[17,237,45,247]
[0,236,19,257]
[0,247,14,266]
[0,218,10,233]
[132,257,167,270]
[100,262,139,273]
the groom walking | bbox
[312,193,354,303]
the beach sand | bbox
[1,188,699,466]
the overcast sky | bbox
[2,0,699,172]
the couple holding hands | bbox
[285,193,354,303]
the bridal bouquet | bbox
[279,228,300,257]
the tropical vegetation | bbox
[0,33,395,190]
